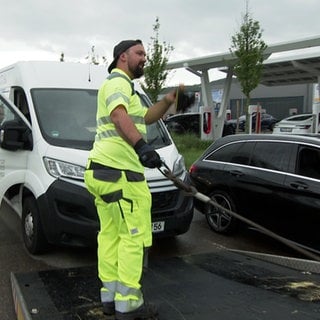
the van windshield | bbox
[31,88,171,150]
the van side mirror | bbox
[0,120,33,151]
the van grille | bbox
[151,190,179,215]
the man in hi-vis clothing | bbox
[85,39,178,320]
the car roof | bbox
[281,113,313,121]
[198,133,320,159]
[208,133,320,151]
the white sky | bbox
[1,0,320,85]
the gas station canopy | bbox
[166,35,320,86]
[260,51,320,86]
[165,35,320,139]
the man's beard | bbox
[130,64,144,79]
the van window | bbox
[31,88,171,150]
[139,92,171,148]
[0,96,18,126]
[13,88,31,123]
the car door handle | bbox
[289,181,309,190]
[229,170,244,177]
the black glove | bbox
[134,139,162,168]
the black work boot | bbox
[115,303,158,320]
[102,301,115,316]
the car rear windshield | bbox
[31,88,171,150]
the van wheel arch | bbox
[22,196,49,254]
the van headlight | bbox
[173,155,186,177]
[43,157,85,180]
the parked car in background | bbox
[227,113,278,132]
[189,134,320,250]
[273,113,320,134]
[226,115,245,132]
[164,112,235,136]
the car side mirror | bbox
[0,119,33,151]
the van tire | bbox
[22,197,49,254]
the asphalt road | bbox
[0,200,304,320]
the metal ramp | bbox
[11,249,320,320]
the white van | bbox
[0,61,193,254]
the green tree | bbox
[143,17,174,103]
[230,9,267,132]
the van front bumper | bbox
[37,179,99,248]
[37,177,194,248]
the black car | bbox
[189,134,320,250]
[164,112,235,136]
[227,113,278,132]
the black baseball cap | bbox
[108,39,143,73]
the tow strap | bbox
[158,162,320,262]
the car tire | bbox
[204,191,238,234]
[22,197,49,254]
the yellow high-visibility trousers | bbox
[85,167,152,313]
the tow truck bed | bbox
[11,249,320,319]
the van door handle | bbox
[290,181,308,190]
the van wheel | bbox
[204,191,238,234]
[22,197,49,254]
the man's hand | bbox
[134,139,162,168]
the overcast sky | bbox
[1,0,320,85]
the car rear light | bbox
[189,164,197,174]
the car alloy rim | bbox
[24,212,34,242]
[207,194,232,231]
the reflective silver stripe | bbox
[131,115,145,124]
[96,130,147,141]
[117,282,142,298]
[106,92,130,106]
[101,281,117,302]
[97,116,111,126]
[107,72,135,95]
[116,282,143,312]
[96,130,120,140]
[98,115,145,126]
[116,299,144,313]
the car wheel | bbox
[204,191,238,234]
[22,197,49,254]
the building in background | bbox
[162,78,313,121]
